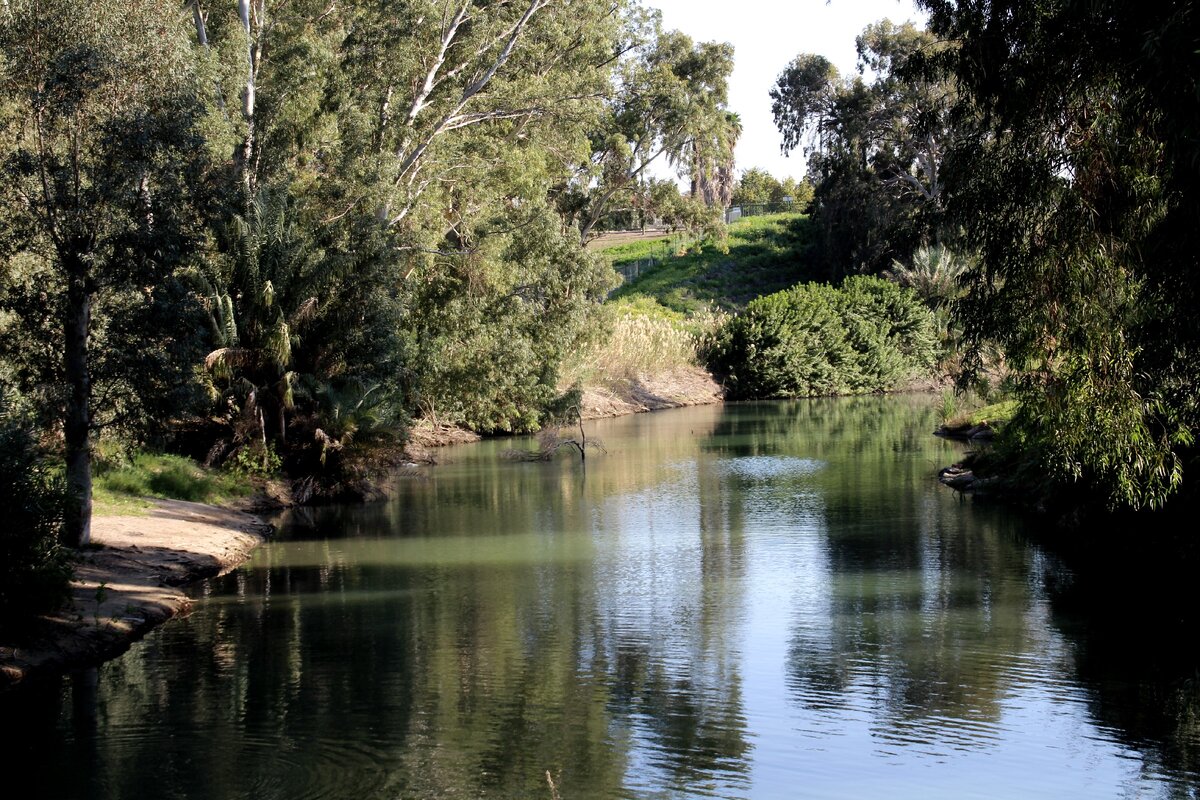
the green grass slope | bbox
[608,213,817,314]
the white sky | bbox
[647,0,927,182]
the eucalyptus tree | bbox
[691,111,741,209]
[917,0,1200,511]
[186,0,628,442]
[771,21,955,274]
[572,11,735,241]
[0,0,209,545]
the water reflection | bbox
[2,398,1198,799]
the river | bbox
[2,398,1198,798]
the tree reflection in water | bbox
[1,398,1197,798]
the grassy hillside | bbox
[607,213,817,314]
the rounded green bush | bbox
[709,276,937,400]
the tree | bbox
[0,0,208,545]
[917,0,1200,511]
[186,0,621,457]
[572,11,735,241]
[691,111,741,208]
[0,388,71,624]
[730,168,813,210]
[770,21,956,275]
[406,203,616,433]
[731,168,782,206]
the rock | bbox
[966,423,996,441]
[941,470,977,490]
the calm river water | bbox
[3,398,1199,799]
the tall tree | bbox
[771,21,956,275]
[691,111,741,208]
[918,0,1200,511]
[0,0,208,545]
[182,0,622,450]
[571,11,735,241]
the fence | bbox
[610,232,700,285]
[725,199,795,224]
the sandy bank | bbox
[402,365,725,455]
[0,499,270,690]
[578,365,723,420]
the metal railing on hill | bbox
[608,231,700,285]
[725,199,795,224]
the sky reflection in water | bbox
[2,397,1198,799]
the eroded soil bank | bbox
[404,365,726,456]
[0,499,271,690]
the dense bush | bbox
[709,276,937,400]
[0,393,73,627]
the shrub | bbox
[0,392,73,627]
[884,244,972,308]
[709,276,937,400]
[94,451,251,507]
[836,276,939,391]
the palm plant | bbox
[202,190,321,454]
[885,244,972,308]
[310,378,403,465]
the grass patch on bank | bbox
[594,232,686,259]
[561,296,726,388]
[610,213,817,313]
[94,453,251,515]
[956,399,1018,427]
[940,392,1019,428]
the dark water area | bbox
[3,398,1198,799]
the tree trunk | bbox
[236,0,258,200]
[63,252,93,548]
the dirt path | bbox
[585,228,670,250]
[0,499,271,690]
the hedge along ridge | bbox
[709,276,938,400]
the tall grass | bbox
[561,299,725,388]
[94,452,251,514]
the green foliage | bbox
[95,452,252,507]
[940,393,1018,428]
[1,0,215,542]
[228,443,282,482]
[771,21,956,275]
[571,12,735,240]
[709,276,937,400]
[409,205,617,433]
[885,244,971,308]
[837,275,940,391]
[0,392,72,626]
[731,168,778,206]
[731,168,814,211]
[919,0,1200,511]
[0,0,746,508]
[611,213,818,313]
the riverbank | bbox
[403,365,725,455]
[578,365,724,420]
[0,499,271,690]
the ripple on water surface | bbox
[3,400,1198,800]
